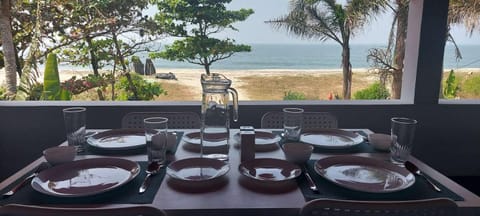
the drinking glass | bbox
[283,107,304,141]
[63,107,87,153]
[390,117,418,165]
[144,117,168,164]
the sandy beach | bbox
[2,67,480,100]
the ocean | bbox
[142,43,480,70]
[61,43,480,71]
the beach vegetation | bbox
[116,73,166,101]
[0,0,161,101]
[442,70,459,99]
[43,53,71,100]
[462,75,480,97]
[353,82,390,100]
[267,0,388,100]
[283,90,306,100]
[149,0,253,75]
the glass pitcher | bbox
[200,73,239,161]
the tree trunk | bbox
[0,0,17,98]
[203,57,210,75]
[391,0,409,99]
[86,37,99,76]
[341,44,352,99]
[112,31,138,99]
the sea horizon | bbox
[56,43,480,72]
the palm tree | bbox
[0,0,17,99]
[367,0,408,99]
[268,0,388,99]
[369,0,479,99]
[449,0,480,35]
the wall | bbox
[1,103,479,182]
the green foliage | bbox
[42,53,71,100]
[62,73,114,95]
[131,56,142,64]
[116,73,166,101]
[283,90,306,100]
[354,82,390,99]
[463,75,480,96]
[443,70,459,99]
[0,85,5,100]
[150,0,253,74]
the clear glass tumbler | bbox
[390,117,418,165]
[144,117,168,164]
[62,107,87,153]
[283,107,304,141]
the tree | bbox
[0,0,17,99]
[368,0,479,99]
[367,0,408,99]
[449,0,480,35]
[268,0,387,99]
[149,0,253,75]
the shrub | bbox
[443,70,459,99]
[354,82,390,99]
[283,90,306,100]
[463,75,480,96]
[116,73,166,100]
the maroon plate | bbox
[87,129,145,150]
[31,158,140,197]
[314,155,415,193]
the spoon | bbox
[405,161,441,192]
[138,162,162,194]
[302,165,319,193]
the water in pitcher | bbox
[200,73,238,161]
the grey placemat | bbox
[0,161,165,205]
[297,160,464,201]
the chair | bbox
[121,112,201,129]
[0,204,166,216]
[260,111,338,129]
[300,198,457,216]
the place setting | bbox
[293,117,464,202]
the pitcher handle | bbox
[228,87,239,122]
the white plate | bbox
[182,131,229,145]
[233,130,281,151]
[87,129,145,150]
[166,158,230,182]
[314,155,415,193]
[31,158,140,197]
[239,158,301,182]
[300,129,364,149]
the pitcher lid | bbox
[201,73,232,92]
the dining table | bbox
[1,128,480,216]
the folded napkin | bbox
[297,160,464,202]
[0,162,165,205]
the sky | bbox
[223,0,480,45]
[149,0,480,45]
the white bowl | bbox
[368,133,392,151]
[282,142,314,164]
[43,146,76,166]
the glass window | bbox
[441,1,480,100]
[0,0,414,103]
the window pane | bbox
[442,1,480,100]
[1,1,409,102]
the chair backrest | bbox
[122,112,201,129]
[0,204,166,216]
[300,198,458,216]
[261,111,338,129]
